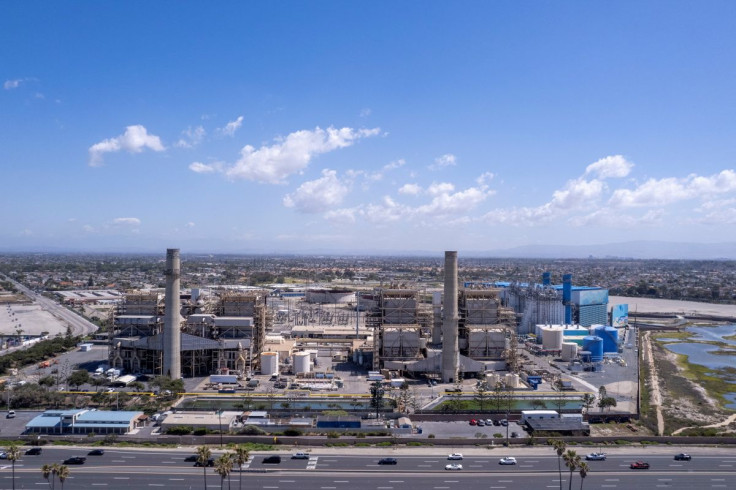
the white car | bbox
[445,464,463,471]
[499,457,517,465]
[291,452,310,459]
[0,452,7,459]
[447,453,463,460]
[585,452,606,461]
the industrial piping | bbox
[163,248,182,379]
[441,251,459,383]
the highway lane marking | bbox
[279,481,296,483]
[433,487,450,489]
[498,481,513,483]
[160,461,176,464]
[417,464,432,467]
[320,487,336,489]
[658,479,672,481]
[148,485,164,487]
[91,484,107,486]
[388,481,404,483]
[605,479,620,481]
[519,465,533,468]
[489,487,506,489]
[718,464,733,467]
[169,479,185,481]
[601,486,617,488]
[424,460,439,463]
[711,479,725,481]
[377,487,393,489]
[444,481,459,483]
[333,481,349,483]
[468,465,482,467]
[112,460,127,463]
[113,477,129,480]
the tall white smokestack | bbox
[163,248,182,379]
[441,251,459,383]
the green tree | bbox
[581,393,596,416]
[473,381,490,411]
[599,396,617,411]
[67,369,91,390]
[197,445,212,489]
[38,375,56,389]
[231,445,250,490]
[57,465,70,490]
[550,439,566,490]
[491,381,505,414]
[563,449,581,490]
[578,461,589,490]
[41,464,54,490]
[7,443,21,490]
[369,381,385,419]
[214,453,233,490]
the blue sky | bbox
[2,1,736,254]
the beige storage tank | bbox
[293,352,311,374]
[261,352,279,375]
[561,342,578,361]
[504,372,520,389]
[484,373,500,387]
[542,327,564,351]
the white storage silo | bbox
[542,327,564,351]
[504,373,519,388]
[561,342,578,361]
[485,372,500,387]
[293,352,311,374]
[261,352,279,375]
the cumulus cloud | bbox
[429,153,456,170]
[4,78,35,90]
[476,172,494,186]
[568,208,664,228]
[398,183,422,195]
[88,125,165,166]
[189,162,219,173]
[609,169,736,208]
[224,126,380,184]
[174,126,206,148]
[383,158,406,171]
[427,182,455,196]
[219,116,244,136]
[112,217,141,226]
[283,169,350,213]
[585,155,634,179]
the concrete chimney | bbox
[441,251,459,383]
[163,248,182,379]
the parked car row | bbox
[469,418,509,427]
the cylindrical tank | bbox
[293,352,311,374]
[485,373,499,387]
[504,373,519,388]
[602,326,619,353]
[582,336,603,362]
[561,342,578,361]
[261,352,279,375]
[542,328,564,351]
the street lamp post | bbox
[218,409,223,448]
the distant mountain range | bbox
[473,241,736,260]
[1,240,734,260]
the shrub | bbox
[283,429,302,437]
[427,434,435,439]
[193,428,208,436]
[493,433,503,438]
[240,425,267,435]
[326,431,341,439]
[166,426,193,435]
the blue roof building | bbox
[25,409,144,435]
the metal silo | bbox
[582,336,603,362]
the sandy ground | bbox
[609,296,736,318]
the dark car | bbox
[674,453,692,461]
[510,431,519,438]
[492,419,501,426]
[88,449,105,456]
[63,457,87,465]
[630,461,650,469]
[25,447,42,455]
[194,458,215,467]
[184,455,198,462]
[378,458,398,465]
[263,455,282,464]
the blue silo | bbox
[582,336,604,362]
[602,326,619,353]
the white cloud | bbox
[88,125,165,166]
[324,208,358,224]
[585,155,634,179]
[174,126,206,148]
[82,225,95,233]
[112,217,141,226]
[219,116,244,136]
[283,169,350,213]
[186,222,196,228]
[4,78,33,90]
[609,169,736,208]
[429,153,457,170]
[568,208,664,228]
[359,108,372,117]
[398,183,422,195]
[383,158,406,171]
[189,162,218,173]
[427,182,455,196]
[416,186,490,216]
[476,172,494,186]
[224,126,380,184]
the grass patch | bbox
[354,442,371,447]
[406,441,432,447]
[325,442,350,447]
[375,441,394,447]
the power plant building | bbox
[109,249,271,378]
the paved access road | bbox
[3,446,736,489]
[3,275,99,337]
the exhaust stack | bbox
[441,251,459,383]
[163,248,182,379]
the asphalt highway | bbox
[2,447,736,489]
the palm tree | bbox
[214,453,233,490]
[197,445,212,489]
[57,465,70,490]
[231,445,250,490]
[550,439,566,490]
[50,463,62,490]
[578,461,589,490]
[41,464,53,490]
[7,443,21,490]
[563,449,581,490]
